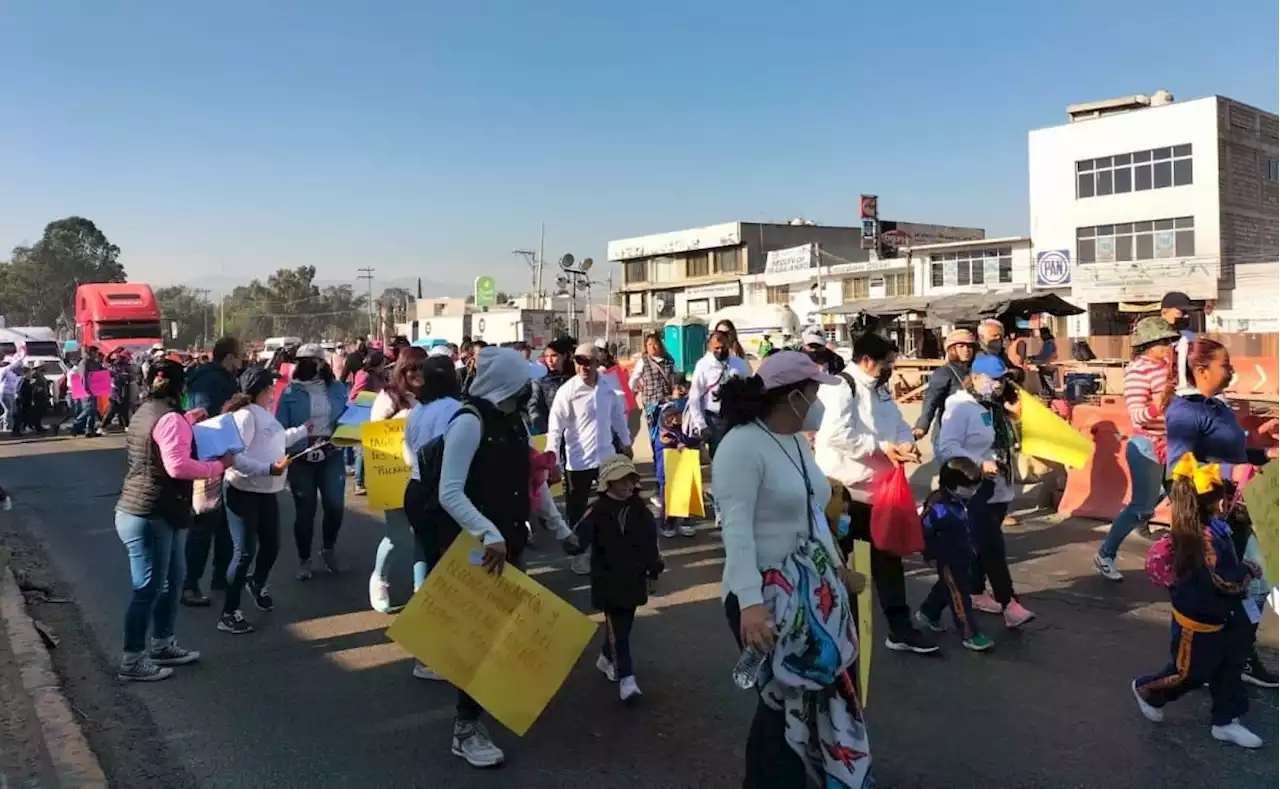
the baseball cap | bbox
[756,350,840,390]
[1160,291,1195,311]
[596,454,639,492]
[573,343,598,361]
[944,329,976,349]
[801,332,827,348]
[971,353,1009,379]
[1131,316,1181,348]
[296,343,325,360]
[594,338,607,349]
[239,366,279,398]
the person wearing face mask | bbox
[547,344,632,572]
[801,331,845,376]
[813,331,937,655]
[684,331,752,458]
[916,457,994,652]
[936,353,1036,629]
[276,343,350,579]
[428,346,577,768]
[713,351,872,788]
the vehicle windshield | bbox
[97,321,163,341]
[25,341,61,357]
[36,361,65,377]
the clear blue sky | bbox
[2,1,1276,297]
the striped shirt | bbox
[1123,356,1169,438]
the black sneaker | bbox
[217,611,255,635]
[885,627,940,655]
[246,580,274,612]
[180,588,211,607]
[1243,652,1279,688]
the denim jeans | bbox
[372,508,428,592]
[290,451,346,561]
[968,480,1016,606]
[1099,435,1165,560]
[116,511,187,654]
[224,487,281,613]
[354,447,366,488]
[70,397,98,435]
[0,391,16,433]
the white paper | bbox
[192,413,245,460]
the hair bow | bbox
[1170,453,1223,494]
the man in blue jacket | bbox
[181,336,244,607]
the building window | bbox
[433,303,446,317]
[1076,144,1193,199]
[714,295,742,310]
[652,290,676,319]
[1076,217,1194,264]
[651,257,675,283]
[624,261,646,284]
[1266,158,1279,183]
[884,272,913,297]
[625,292,647,317]
[687,298,710,316]
[714,247,742,274]
[928,248,1014,287]
[841,277,869,301]
[766,285,790,305]
[684,252,710,278]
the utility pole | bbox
[537,222,546,309]
[191,288,210,346]
[357,267,376,339]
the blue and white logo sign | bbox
[1035,250,1071,288]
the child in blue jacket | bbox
[1133,454,1264,749]
[654,379,699,539]
[915,457,993,652]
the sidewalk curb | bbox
[0,565,108,789]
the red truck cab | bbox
[74,283,163,357]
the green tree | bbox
[155,285,214,348]
[220,267,368,342]
[0,217,126,329]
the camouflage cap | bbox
[1131,316,1181,348]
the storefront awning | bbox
[824,290,1083,328]
[823,295,931,318]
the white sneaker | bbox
[369,574,392,614]
[1131,680,1164,723]
[412,662,444,681]
[1211,719,1263,749]
[1094,554,1123,582]
[619,675,642,703]
[659,525,677,539]
[570,553,591,576]
[595,653,617,682]
[451,719,504,767]
[678,522,697,538]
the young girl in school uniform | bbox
[1133,453,1265,748]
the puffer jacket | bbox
[527,370,568,435]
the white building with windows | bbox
[1029,91,1278,337]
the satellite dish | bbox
[580,257,594,272]
[559,254,575,270]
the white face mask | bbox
[953,485,979,501]
[791,391,825,432]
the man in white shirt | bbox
[813,331,938,655]
[683,331,751,458]
[547,343,632,534]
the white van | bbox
[259,336,303,363]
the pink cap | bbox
[756,350,840,390]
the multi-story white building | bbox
[1029,91,1278,337]
[608,218,983,348]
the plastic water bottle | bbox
[731,647,767,690]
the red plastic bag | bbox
[869,466,924,557]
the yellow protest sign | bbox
[1242,463,1278,589]
[1017,387,1093,470]
[531,434,563,496]
[662,448,705,518]
[386,533,597,735]
[361,419,410,511]
[849,539,873,706]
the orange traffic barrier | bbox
[1225,356,1279,398]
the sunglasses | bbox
[573,355,595,366]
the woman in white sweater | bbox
[935,353,1035,629]
[367,347,428,614]
[713,351,872,787]
[219,368,310,634]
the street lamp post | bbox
[555,254,595,339]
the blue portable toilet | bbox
[663,315,708,376]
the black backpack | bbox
[410,403,482,514]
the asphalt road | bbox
[1,433,1277,789]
